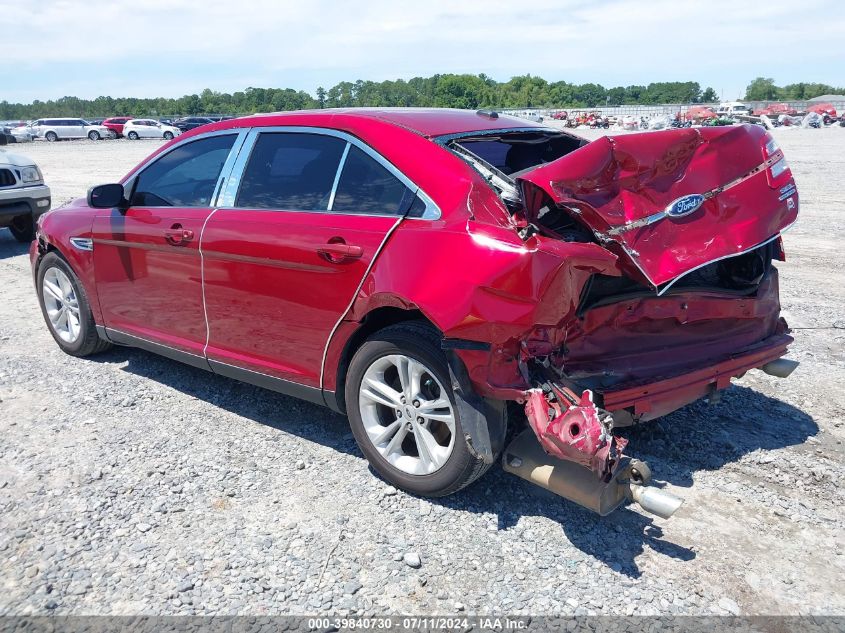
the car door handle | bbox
[164,225,194,245]
[317,242,363,262]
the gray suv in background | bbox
[0,149,51,242]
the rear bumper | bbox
[597,331,793,419]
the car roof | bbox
[198,108,547,139]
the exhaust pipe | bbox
[627,484,684,520]
[502,430,683,519]
[760,358,799,378]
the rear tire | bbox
[9,216,35,242]
[36,252,112,357]
[127,131,139,140]
[345,321,492,497]
[45,131,58,142]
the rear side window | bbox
[332,146,410,215]
[130,134,236,207]
[236,132,346,211]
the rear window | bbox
[452,131,585,175]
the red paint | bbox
[90,206,212,356]
[32,109,797,464]
[518,125,798,287]
[201,209,397,386]
[102,117,133,136]
[753,103,798,116]
[525,389,627,480]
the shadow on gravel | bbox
[98,346,816,578]
[0,231,31,259]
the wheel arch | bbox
[331,306,436,414]
[332,306,508,465]
[34,237,104,325]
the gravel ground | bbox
[1,130,844,616]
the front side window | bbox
[236,132,346,211]
[332,145,410,215]
[130,134,236,207]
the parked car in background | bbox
[753,103,798,117]
[87,119,106,126]
[1,126,18,145]
[0,148,50,241]
[30,109,799,519]
[9,125,35,142]
[30,118,112,141]
[102,117,134,138]
[171,117,215,132]
[715,102,752,118]
[122,119,181,140]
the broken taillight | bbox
[763,136,793,188]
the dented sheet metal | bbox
[517,124,799,288]
[524,388,627,481]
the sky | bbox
[2,0,843,104]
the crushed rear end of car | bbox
[444,123,799,518]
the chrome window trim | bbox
[326,142,351,212]
[220,125,441,220]
[122,129,248,209]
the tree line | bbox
[744,77,843,102]
[1,75,841,120]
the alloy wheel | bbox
[41,267,81,344]
[358,354,456,475]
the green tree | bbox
[745,77,779,101]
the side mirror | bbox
[88,183,127,209]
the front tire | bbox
[88,131,100,141]
[36,252,112,357]
[45,131,58,142]
[163,131,174,140]
[127,131,139,140]
[345,322,491,497]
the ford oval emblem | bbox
[666,194,705,218]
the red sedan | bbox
[30,109,799,517]
[102,116,134,137]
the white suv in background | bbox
[30,118,113,141]
[122,119,181,140]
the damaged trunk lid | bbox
[517,124,798,289]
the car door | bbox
[91,131,244,362]
[201,128,420,391]
[67,119,86,139]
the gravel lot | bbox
[1,130,844,616]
